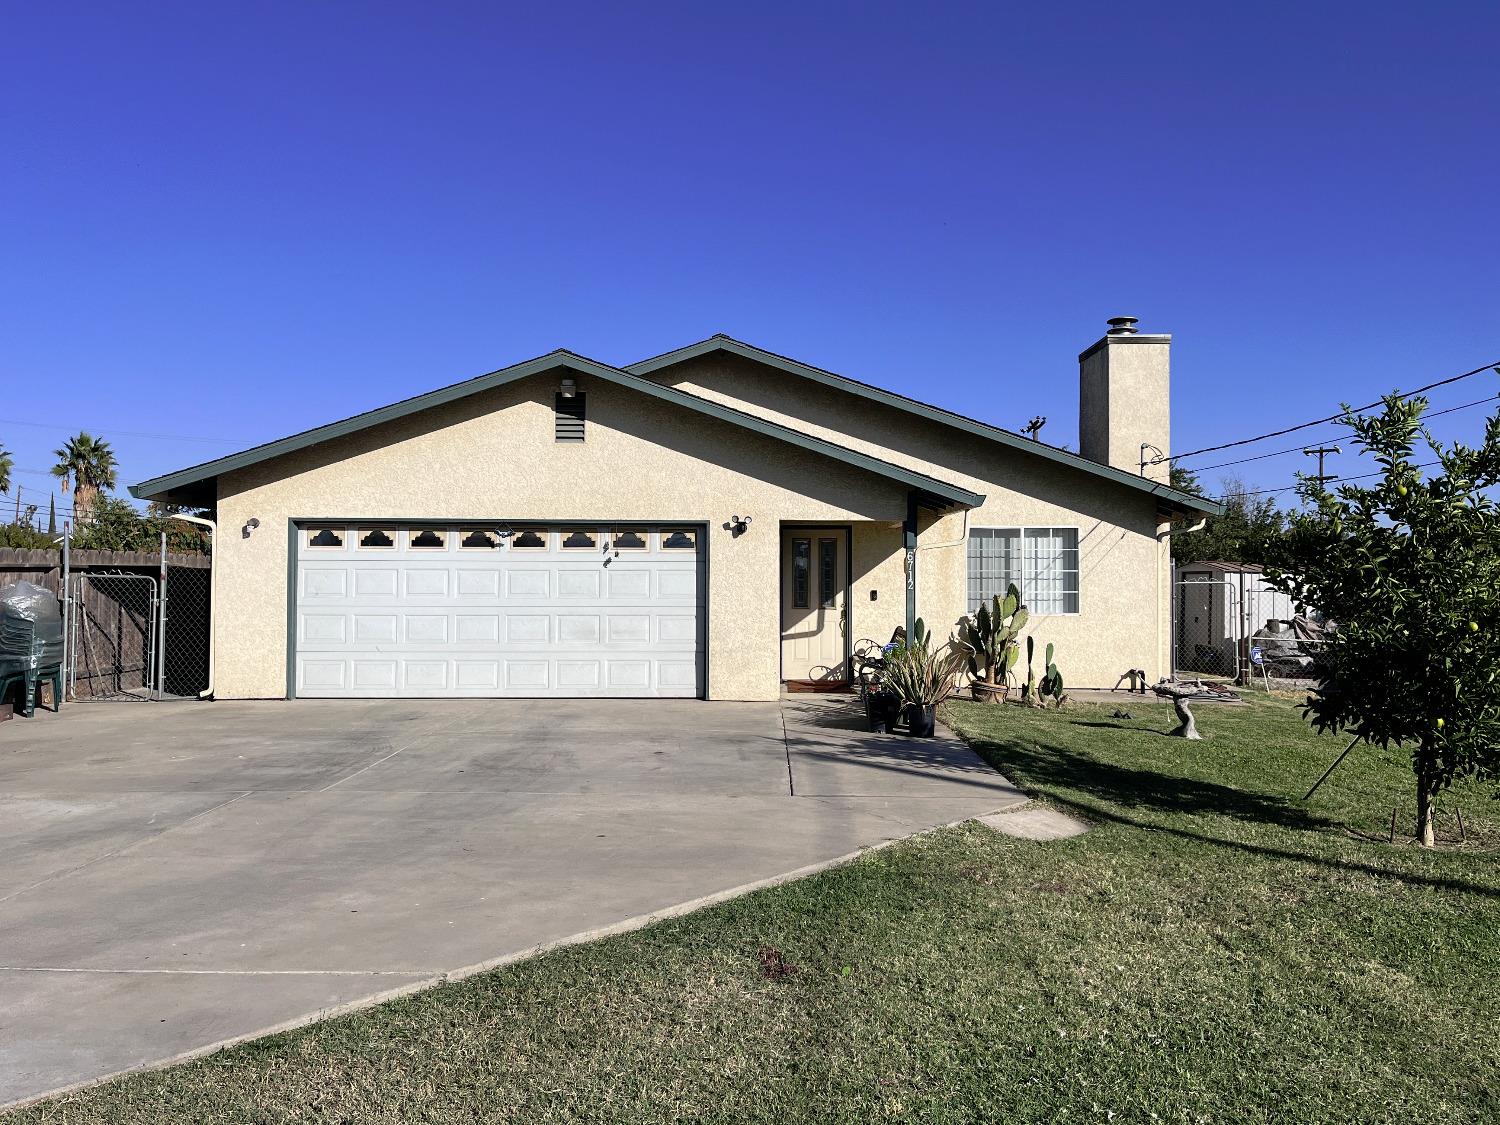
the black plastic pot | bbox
[906,703,937,738]
[865,689,902,733]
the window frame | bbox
[610,528,648,551]
[458,528,500,550]
[407,527,448,551]
[304,526,346,550]
[967,525,1080,616]
[509,527,551,551]
[661,528,698,551]
[356,527,397,550]
[792,537,811,608]
[560,528,600,551]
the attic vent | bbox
[555,392,586,442]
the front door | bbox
[780,526,847,683]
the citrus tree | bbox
[1265,392,1500,846]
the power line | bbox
[1169,359,1500,463]
[0,417,249,445]
[1225,459,1443,500]
[1183,392,1500,474]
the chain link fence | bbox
[1174,575,1331,687]
[56,527,212,703]
[160,562,211,699]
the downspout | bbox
[903,492,919,638]
[1157,515,1208,680]
[166,513,216,699]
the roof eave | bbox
[131,350,983,511]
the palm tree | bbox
[51,432,118,512]
[0,444,12,496]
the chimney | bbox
[1078,316,1170,482]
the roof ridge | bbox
[625,335,1220,517]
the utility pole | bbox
[1303,445,1341,487]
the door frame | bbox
[285,517,710,701]
[778,522,853,683]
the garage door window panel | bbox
[460,529,499,550]
[306,527,345,549]
[409,528,447,550]
[511,529,549,550]
[358,528,396,549]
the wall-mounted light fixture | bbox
[728,514,752,537]
[242,517,260,539]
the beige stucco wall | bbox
[645,354,1175,687]
[214,373,918,701]
[1079,335,1171,484]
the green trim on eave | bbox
[626,334,1223,518]
[130,350,984,511]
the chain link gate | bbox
[1172,577,1241,681]
[68,573,159,701]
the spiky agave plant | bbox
[883,618,969,708]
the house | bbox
[131,318,1220,701]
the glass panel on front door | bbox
[819,538,837,608]
[793,539,811,608]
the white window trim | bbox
[457,528,501,550]
[968,525,1081,616]
[305,526,346,550]
[508,528,551,551]
[356,527,397,550]
[610,528,649,551]
[560,528,602,551]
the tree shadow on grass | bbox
[968,732,1325,831]
[962,732,1500,900]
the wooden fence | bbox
[0,549,211,701]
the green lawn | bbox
[12,696,1498,1124]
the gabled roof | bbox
[130,350,985,510]
[626,334,1222,517]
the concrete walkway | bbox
[0,695,1023,1107]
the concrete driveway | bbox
[0,695,1023,1107]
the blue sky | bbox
[4,1,1497,520]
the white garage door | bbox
[293,523,702,698]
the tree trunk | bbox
[1416,769,1436,848]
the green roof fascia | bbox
[626,334,1223,517]
[130,349,984,510]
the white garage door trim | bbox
[288,521,705,698]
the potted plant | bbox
[883,619,969,737]
[957,584,1027,703]
[854,637,904,733]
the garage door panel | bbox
[353,569,398,598]
[301,569,348,599]
[505,615,550,643]
[294,524,700,698]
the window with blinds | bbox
[967,526,1079,614]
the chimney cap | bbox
[1106,316,1139,335]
